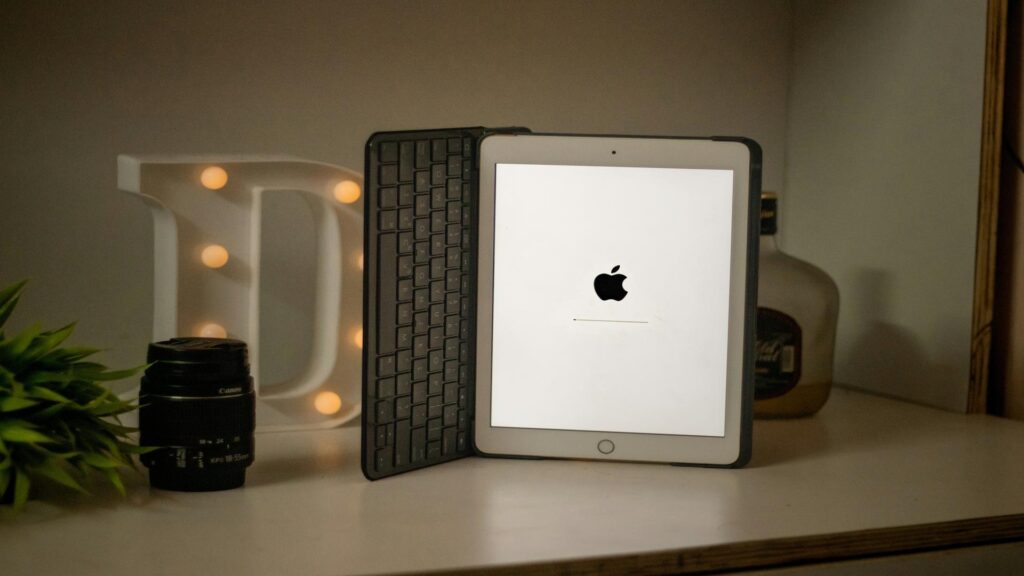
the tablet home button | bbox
[597,439,615,454]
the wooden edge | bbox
[425,514,1024,576]
[969,0,1010,413]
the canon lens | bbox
[139,338,255,491]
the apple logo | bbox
[594,265,628,301]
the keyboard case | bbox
[361,127,528,480]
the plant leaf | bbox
[0,396,37,412]
[80,452,121,469]
[103,468,126,497]
[0,421,54,444]
[13,468,29,512]
[611,265,620,273]
[0,280,28,329]
[0,323,42,364]
[24,386,72,404]
[30,460,86,493]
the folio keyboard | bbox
[362,127,494,479]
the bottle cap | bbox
[760,192,778,235]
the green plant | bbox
[0,280,145,512]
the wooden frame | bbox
[969,0,1009,413]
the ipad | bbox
[475,134,760,467]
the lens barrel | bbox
[139,338,255,491]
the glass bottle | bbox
[754,192,839,418]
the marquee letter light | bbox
[118,155,363,431]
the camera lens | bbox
[139,338,255,491]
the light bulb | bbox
[354,328,363,349]
[314,391,343,415]
[333,180,361,204]
[200,166,229,190]
[201,244,229,269]
[197,323,227,338]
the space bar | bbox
[378,232,396,355]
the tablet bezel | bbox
[474,133,759,467]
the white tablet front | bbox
[475,134,758,466]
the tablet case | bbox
[362,131,759,479]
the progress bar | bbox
[572,318,649,324]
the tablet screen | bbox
[490,163,734,438]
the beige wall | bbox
[783,0,987,411]
[0,1,792,383]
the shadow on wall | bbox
[841,268,959,405]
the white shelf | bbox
[3,388,1024,575]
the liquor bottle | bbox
[754,192,839,418]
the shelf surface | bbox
[3,388,1024,575]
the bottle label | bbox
[754,307,802,400]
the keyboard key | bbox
[429,350,443,372]
[462,137,473,156]
[460,342,468,362]
[432,139,446,162]
[379,187,397,208]
[431,164,445,186]
[447,137,461,154]
[399,142,414,181]
[414,288,429,311]
[444,360,458,382]
[379,141,398,163]
[443,404,458,427]
[415,241,429,263]
[414,218,429,239]
[398,255,413,277]
[445,338,458,360]
[430,280,445,303]
[413,335,427,357]
[446,201,461,223]
[396,350,411,372]
[376,447,392,471]
[457,432,467,451]
[430,306,444,328]
[431,211,445,232]
[427,441,441,460]
[415,194,430,216]
[395,420,411,466]
[446,271,460,292]
[377,233,397,354]
[442,427,457,455]
[446,178,462,199]
[431,187,446,209]
[377,378,395,398]
[447,155,462,177]
[412,381,427,404]
[380,165,398,186]
[414,265,429,286]
[445,315,459,337]
[398,208,414,229]
[411,427,427,462]
[415,140,429,168]
[398,232,414,254]
[397,279,412,301]
[446,247,460,268]
[399,184,414,206]
[431,258,445,279]
[376,399,394,422]
[413,358,427,381]
[444,382,457,404]
[429,372,443,395]
[376,425,388,447]
[378,355,395,377]
[379,210,397,231]
[414,312,428,334]
[447,224,461,245]
[412,404,427,426]
[396,396,411,419]
[397,326,412,349]
[415,170,430,192]
[396,373,411,396]
[457,407,468,429]
[447,293,461,314]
